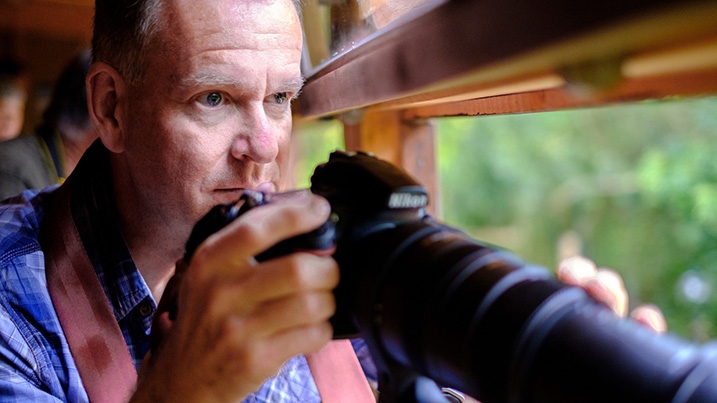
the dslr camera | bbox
[183,150,717,403]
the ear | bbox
[86,62,127,153]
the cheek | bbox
[275,124,293,189]
[161,124,223,178]
[123,109,203,189]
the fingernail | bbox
[313,197,331,215]
[558,255,597,281]
[587,280,619,314]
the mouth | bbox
[214,182,276,198]
[214,187,245,196]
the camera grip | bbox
[184,190,336,264]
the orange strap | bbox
[42,180,137,403]
[306,339,376,403]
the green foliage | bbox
[291,99,717,340]
[437,96,717,341]
[291,119,345,188]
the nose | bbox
[230,103,280,164]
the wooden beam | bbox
[343,110,438,216]
[343,110,402,164]
[399,118,439,217]
[403,66,717,119]
[297,0,717,119]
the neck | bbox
[122,212,185,302]
[109,155,188,302]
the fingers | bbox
[586,269,628,317]
[557,256,628,317]
[140,192,339,402]
[191,190,332,279]
[630,304,668,333]
[557,255,668,333]
[230,252,339,305]
[204,253,339,338]
[557,255,597,284]
[208,321,334,387]
[246,291,336,341]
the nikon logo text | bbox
[388,193,428,209]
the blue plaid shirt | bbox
[0,143,322,402]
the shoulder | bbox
[0,189,54,263]
[0,134,54,200]
[0,188,86,401]
[0,187,53,309]
[0,252,83,401]
[0,134,44,165]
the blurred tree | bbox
[291,119,345,188]
[437,96,717,341]
[291,96,717,340]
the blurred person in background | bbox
[0,58,28,142]
[0,50,95,201]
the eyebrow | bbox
[176,71,242,90]
[176,71,305,97]
[282,76,306,99]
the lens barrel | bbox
[334,217,717,403]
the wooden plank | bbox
[402,66,717,119]
[297,0,717,119]
[380,36,717,113]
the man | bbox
[0,50,96,200]
[0,58,28,141]
[0,0,662,402]
[1,0,335,401]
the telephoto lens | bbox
[178,150,717,403]
[309,151,717,403]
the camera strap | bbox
[41,176,137,403]
[306,339,376,403]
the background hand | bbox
[557,255,667,333]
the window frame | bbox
[295,0,717,216]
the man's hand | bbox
[134,190,339,402]
[557,255,667,333]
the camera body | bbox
[185,150,434,339]
[182,150,717,403]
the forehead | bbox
[151,0,302,81]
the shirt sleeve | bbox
[351,338,378,384]
[0,254,89,403]
[0,301,65,401]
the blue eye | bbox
[201,92,224,107]
[274,92,288,104]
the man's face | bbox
[118,0,303,231]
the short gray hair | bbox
[91,0,165,86]
[92,0,304,85]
